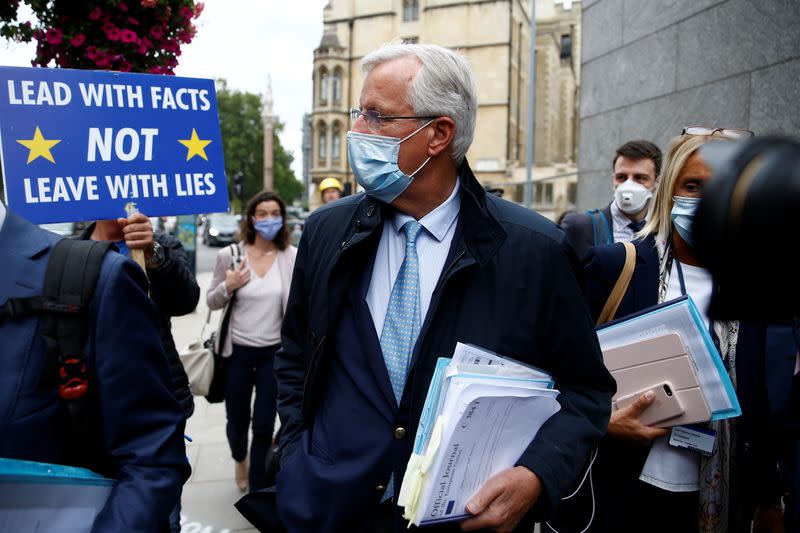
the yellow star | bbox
[178,128,212,161]
[16,126,61,164]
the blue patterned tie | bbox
[380,220,422,501]
[629,219,646,232]
[381,220,423,403]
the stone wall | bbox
[577,0,800,210]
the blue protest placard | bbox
[0,66,229,224]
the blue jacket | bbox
[269,161,615,530]
[0,211,191,532]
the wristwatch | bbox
[145,241,165,269]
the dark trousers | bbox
[225,343,280,492]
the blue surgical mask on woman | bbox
[671,196,702,247]
[252,217,283,241]
[346,119,434,204]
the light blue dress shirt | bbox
[0,202,6,231]
[367,179,461,339]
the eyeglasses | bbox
[349,107,438,132]
[681,126,754,139]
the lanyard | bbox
[674,258,687,296]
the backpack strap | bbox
[0,295,79,320]
[587,209,613,247]
[39,239,113,471]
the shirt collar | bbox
[391,178,461,242]
[610,199,634,229]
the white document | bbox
[402,380,560,526]
[596,297,740,420]
[418,392,559,525]
[452,343,552,380]
[400,345,560,527]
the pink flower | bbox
[180,6,193,19]
[149,25,163,39]
[85,45,98,59]
[118,2,129,12]
[162,39,179,53]
[45,28,63,45]
[106,27,120,41]
[136,36,152,54]
[120,29,138,43]
[141,0,156,7]
[89,7,102,20]
[70,33,86,47]
[193,2,205,17]
[127,16,140,26]
[94,50,111,67]
[32,28,42,40]
[102,21,115,33]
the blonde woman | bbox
[571,129,783,532]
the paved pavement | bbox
[172,269,259,533]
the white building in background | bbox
[305,0,582,218]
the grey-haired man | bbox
[262,43,614,533]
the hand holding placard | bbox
[124,202,146,272]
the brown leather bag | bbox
[596,242,636,327]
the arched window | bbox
[332,68,342,104]
[318,67,329,105]
[332,122,341,161]
[403,0,419,22]
[318,122,328,164]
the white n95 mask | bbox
[614,180,652,214]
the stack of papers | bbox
[398,343,560,527]
[597,295,740,421]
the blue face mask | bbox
[346,119,434,204]
[671,196,702,247]
[252,216,283,241]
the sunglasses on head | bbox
[681,126,754,139]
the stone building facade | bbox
[577,0,800,211]
[307,0,583,216]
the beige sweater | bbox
[206,242,297,357]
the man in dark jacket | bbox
[0,201,190,531]
[81,215,198,417]
[560,140,661,259]
[81,213,199,532]
[268,43,615,533]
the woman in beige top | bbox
[207,191,297,493]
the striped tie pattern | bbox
[380,220,423,500]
